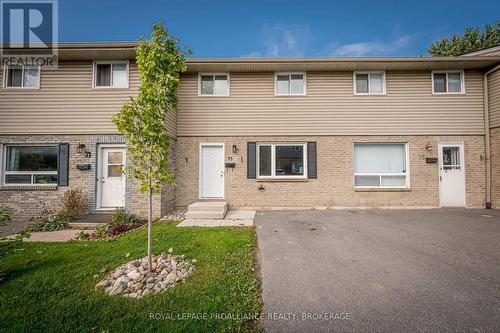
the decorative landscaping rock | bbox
[160,210,186,222]
[95,250,195,298]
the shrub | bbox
[62,189,86,220]
[107,223,140,237]
[74,230,90,240]
[110,209,141,226]
[27,212,71,232]
[0,209,12,222]
[94,224,112,239]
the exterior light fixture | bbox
[77,143,86,154]
[425,142,432,151]
[232,145,237,154]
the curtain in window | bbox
[290,75,303,94]
[213,75,228,95]
[96,64,111,86]
[369,74,383,93]
[354,144,406,173]
[447,73,461,92]
[7,66,23,87]
[276,75,289,94]
[356,74,369,93]
[201,75,214,94]
[112,64,127,87]
[433,73,446,92]
[23,66,39,87]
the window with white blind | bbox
[353,143,409,188]
[275,73,306,95]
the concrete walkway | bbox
[177,210,255,227]
[5,229,94,242]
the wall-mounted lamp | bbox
[232,145,238,154]
[77,143,86,154]
[425,142,433,151]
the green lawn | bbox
[0,221,261,332]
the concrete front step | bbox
[188,201,228,212]
[186,201,228,220]
[185,211,226,219]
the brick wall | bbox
[0,135,176,221]
[176,135,486,209]
[491,127,500,208]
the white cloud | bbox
[329,35,414,57]
[243,23,312,57]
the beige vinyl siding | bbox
[488,69,500,129]
[177,70,484,136]
[0,61,177,138]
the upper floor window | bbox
[93,61,129,88]
[354,72,385,95]
[199,73,229,96]
[4,65,40,89]
[2,145,58,185]
[275,73,306,95]
[432,71,464,94]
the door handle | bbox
[439,175,442,181]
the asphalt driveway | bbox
[256,209,500,333]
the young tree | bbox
[113,22,189,272]
[428,21,500,56]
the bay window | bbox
[353,143,409,188]
[257,143,306,178]
[3,146,58,185]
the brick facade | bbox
[0,135,176,221]
[176,135,486,209]
[491,127,500,208]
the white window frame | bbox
[256,142,307,179]
[352,142,410,189]
[198,73,230,96]
[274,72,307,96]
[353,71,386,95]
[431,70,465,95]
[1,144,58,186]
[92,60,130,89]
[2,65,41,89]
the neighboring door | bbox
[200,144,224,198]
[438,143,466,207]
[99,147,126,208]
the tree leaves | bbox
[112,22,189,194]
[428,21,500,56]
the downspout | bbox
[483,64,500,209]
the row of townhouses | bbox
[0,43,499,220]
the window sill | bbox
[0,185,58,191]
[355,187,411,192]
[257,178,309,182]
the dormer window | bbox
[93,61,129,88]
[4,65,40,89]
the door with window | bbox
[438,143,465,207]
[98,147,126,208]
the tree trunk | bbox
[147,186,153,272]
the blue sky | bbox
[59,0,499,57]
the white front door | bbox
[200,144,224,198]
[438,143,466,207]
[99,147,126,208]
